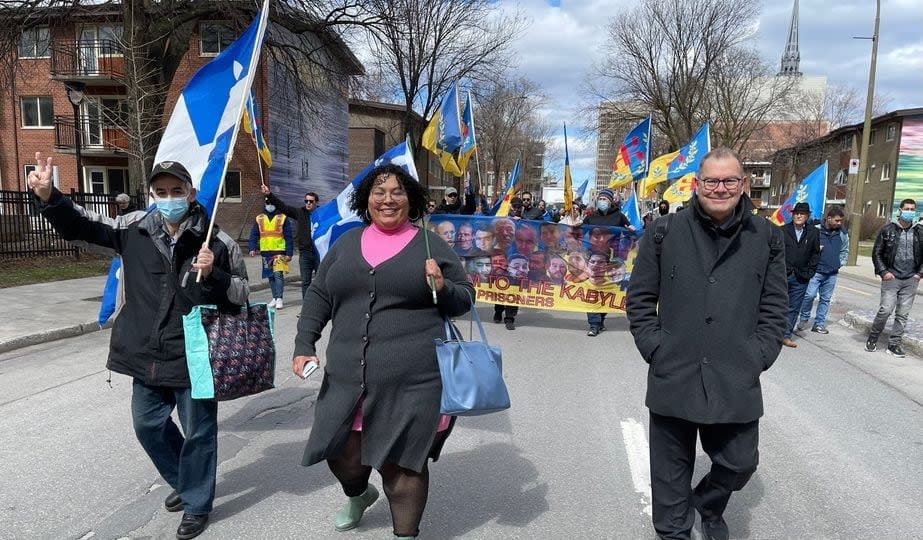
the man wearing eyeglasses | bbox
[261,184,320,298]
[627,147,787,540]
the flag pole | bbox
[197,0,269,282]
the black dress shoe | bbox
[493,313,502,323]
[700,516,729,540]
[164,490,184,512]
[176,513,209,540]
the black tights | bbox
[327,431,429,537]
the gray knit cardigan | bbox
[295,226,474,472]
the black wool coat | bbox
[626,195,788,424]
[782,222,820,283]
[295,226,474,472]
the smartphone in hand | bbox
[302,361,318,379]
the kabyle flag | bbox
[770,162,828,225]
[311,140,419,259]
[609,115,651,188]
[153,0,269,215]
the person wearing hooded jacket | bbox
[28,153,249,540]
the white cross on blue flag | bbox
[153,0,269,215]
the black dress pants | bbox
[649,412,759,540]
[494,304,518,321]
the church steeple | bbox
[779,0,802,76]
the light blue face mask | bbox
[899,210,917,222]
[265,204,276,213]
[596,200,611,212]
[155,197,190,223]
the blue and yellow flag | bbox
[609,116,651,188]
[422,84,463,176]
[242,89,272,167]
[662,173,697,204]
[639,150,680,197]
[457,92,477,172]
[494,160,522,217]
[563,123,574,214]
[770,162,827,225]
[667,122,710,181]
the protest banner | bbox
[425,215,639,313]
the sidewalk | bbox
[0,255,300,354]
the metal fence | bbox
[0,190,138,259]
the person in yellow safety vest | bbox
[249,198,294,309]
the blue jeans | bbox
[785,274,808,338]
[299,251,316,298]
[799,272,838,327]
[587,312,607,329]
[131,380,218,515]
[268,271,285,299]
[869,277,920,346]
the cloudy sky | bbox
[499,0,923,186]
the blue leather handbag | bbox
[435,302,510,416]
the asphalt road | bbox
[1,275,922,539]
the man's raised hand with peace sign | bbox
[27,152,54,203]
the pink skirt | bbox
[351,398,451,432]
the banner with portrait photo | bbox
[424,215,640,313]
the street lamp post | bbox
[846,0,880,266]
[64,81,86,192]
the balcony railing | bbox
[50,39,124,82]
[54,115,129,155]
[751,177,771,188]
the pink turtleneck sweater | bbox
[354,220,451,432]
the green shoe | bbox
[333,485,379,532]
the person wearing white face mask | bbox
[582,188,635,336]
[249,198,294,309]
[28,154,249,539]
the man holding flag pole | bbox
[26,4,269,538]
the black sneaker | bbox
[887,344,906,358]
[865,337,878,352]
[504,319,515,330]
[493,313,502,324]
[795,319,809,332]
[587,327,599,337]
[811,325,829,334]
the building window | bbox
[21,96,54,127]
[841,135,851,152]
[18,27,50,58]
[880,162,891,182]
[886,123,897,142]
[220,171,242,202]
[878,201,887,218]
[199,22,234,55]
[834,170,848,185]
[25,164,59,188]
[869,129,877,146]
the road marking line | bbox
[840,285,872,297]
[621,418,653,517]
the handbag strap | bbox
[443,289,489,345]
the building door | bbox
[78,26,98,75]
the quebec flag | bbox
[153,1,269,215]
[312,141,419,259]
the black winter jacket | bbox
[626,194,788,424]
[871,222,923,277]
[782,222,820,283]
[41,189,249,387]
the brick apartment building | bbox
[770,108,923,226]
[0,6,362,240]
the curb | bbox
[0,277,298,356]
[842,309,923,358]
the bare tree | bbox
[363,0,526,156]
[470,77,549,197]
[590,0,765,149]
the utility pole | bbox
[846,0,880,266]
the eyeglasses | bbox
[697,176,743,190]
[427,203,436,208]
[304,199,316,204]
[446,193,458,198]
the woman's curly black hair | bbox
[349,164,430,224]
